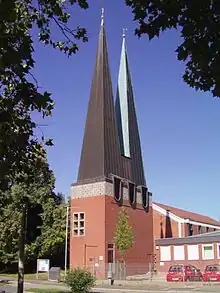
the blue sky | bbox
[33,1,220,220]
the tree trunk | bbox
[17,205,26,293]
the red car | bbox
[166,265,202,282]
[203,265,220,282]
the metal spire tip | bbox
[101,8,104,26]
[122,28,127,38]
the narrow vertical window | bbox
[113,176,122,203]
[107,244,115,264]
[188,223,193,236]
[141,186,149,212]
[128,182,136,206]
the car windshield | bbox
[169,266,183,272]
[205,265,220,272]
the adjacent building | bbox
[153,202,220,240]
[156,230,220,272]
[153,203,220,272]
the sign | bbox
[37,259,50,272]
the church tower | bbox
[70,11,153,278]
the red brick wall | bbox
[105,196,154,267]
[70,196,106,269]
[70,194,154,278]
[153,210,179,241]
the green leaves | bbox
[65,267,96,293]
[114,208,134,257]
[125,0,220,98]
[0,161,66,266]
[0,0,89,189]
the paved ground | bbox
[1,277,220,293]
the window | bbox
[205,265,220,272]
[107,243,115,264]
[173,245,185,261]
[202,244,214,260]
[206,227,209,233]
[187,245,199,260]
[113,176,122,203]
[141,186,149,212]
[198,225,202,234]
[160,246,171,261]
[72,212,85,236]
[128,182,136,206]
[169,265,183,272]
[188,223,193,236]
[217,244,220,259]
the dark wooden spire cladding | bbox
[126,65,146,186]
[77,22,122,182]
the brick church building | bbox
[70,12,154,278]
[70,12,220,278]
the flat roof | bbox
[156,230,220,246]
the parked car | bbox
[166,265,202,282]
[203,265,220,282]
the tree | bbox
[125,0,220,98]
[114,208,134,260]
[0,160,67,292]
[0,0,89,190]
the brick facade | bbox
[70,180,154,279]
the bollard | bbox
[107,270,114,286]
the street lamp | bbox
[64,206,69,277]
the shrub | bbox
[65,267,96,293]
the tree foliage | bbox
[65,267,96,293]
[0,159,67,269]
[114,208,134,258]
[0,0,89,190]
[126,0,220,98]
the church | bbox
[69,11,220,278]
[70,11,154,278]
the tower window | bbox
[113,176,122,203]
[141,186,149,212]
[73,212,85,237]
[128,182,136,206]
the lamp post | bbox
[64,205,69,277]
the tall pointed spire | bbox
[115,30,146,186]
[77,11,122,182]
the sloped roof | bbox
[156,230,220,246]
[154,202,220,227]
